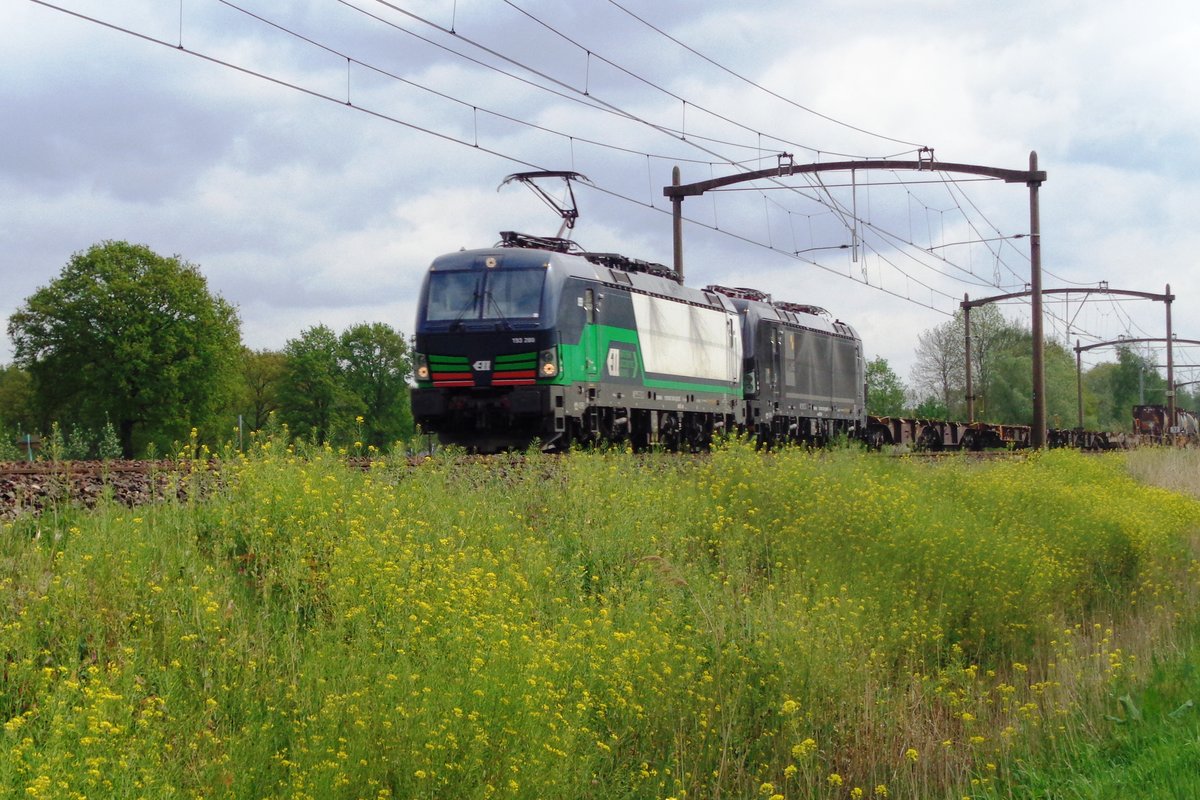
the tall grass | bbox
[1126,445,1200,499]
[2,441,1198,799]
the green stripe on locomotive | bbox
[494,352,538,368]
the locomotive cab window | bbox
[426,271,481,321]
[483,269,545,320]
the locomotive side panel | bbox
[631,293,741,387]
[550,275,743,449]
[831,335,864,415]
[551,277,743,395]
[553,277,643,387]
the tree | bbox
[910,306,1024,421]
[1043,340,1084,430]
[276,323,415,449]
[0,364,36,436]
[278,325,359,444]
[338,323,414,448]
[1079,348,1169,432]
[910,395,949,420]
[1178,384,1200,414]
[864,355,906,416]
[965,305,1024,419]
[1114,345,1165,408]
[910,318,964,419]
[1083,362,1120,431]
[1077,346,1163,432]
[984,337,1078,426]
[237,347,286,431]
[7,241,242,456]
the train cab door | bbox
[583,288,599,379]
[769,327,781,394]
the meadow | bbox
[2,441,1199,799]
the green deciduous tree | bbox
[7,241,242,456]
[910,396,950,420]
[278,325,355,445]
[0,364,36,445]
[1077,347,1172,433]
[984,337,1078,427]
[1094,346,1164,430]
[911,306,1026,422]
[338,322,413,449]
[277,323,415,450]
[911,318,964,419]
[865,355,906,417]
[966,306,1025,420]
[1082,361,1117,431]
[1178,384,1200,414]
[237,347,286,432]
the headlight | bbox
[539,347,558,377]
[414,353,430,380]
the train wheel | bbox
[629,410,652,453]
[918,426,943,452]
[866,425,888,451]
[659,412,681,452]
[683,414,708,452]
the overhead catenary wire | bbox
[277,0,1022,307]
[482,0,1023,301]
[358,0,966,285]
[496,0,926,160]
[26,0,1131,344]
[296,0,1049,313]
[232,0,1031,302]
[333,0,781,157]
[601,0,926,152]
[211,0,718,165]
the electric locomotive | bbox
[411,232,744,452]
[707,286,866,446]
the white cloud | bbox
[4,0,1200,392]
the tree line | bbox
[1,241,414,460]
[867,304,1194,431]
[1,241,1179,459]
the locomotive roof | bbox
[428,235,735,311]
[706,285,860,341]
[424,233,856,335]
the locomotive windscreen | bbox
[483,270,543,319]
[426,271,480,321]
[426,269,545,321]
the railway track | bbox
[0,460,216,520]
[0,456,436,519]
[0,442,1137,519]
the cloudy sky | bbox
[5,0,1200,389]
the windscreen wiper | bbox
[484,290,513,330]
[450,290,480,331]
